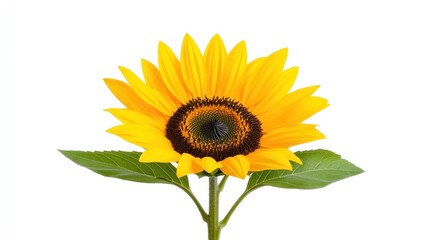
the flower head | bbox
[104,34,328,179]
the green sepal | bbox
[197,169,224,178]
[246,149,363,191]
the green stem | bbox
[218,176,229,192]
[219,188,258,228]
[208,177,221,240]
[182,187,208,222]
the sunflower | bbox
[104,34,328,179]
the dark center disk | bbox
[200,120,229,141]
[165,97,262,161]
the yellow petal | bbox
[141,59,181,106]
[218,41,247,99]
[242,48,288,109]
[204,34,226,98]
[281,96,329,126]
[200,157,223,174]
[118,66,146,96]
[104,79,144,110]
[104,108,166,131]
[118,66,177,116]
[251,66,299,115]
[220,155,250,179]
[280,85,321,107]
[158,41,191,103]
[177,153,204,178]
[279,67,298,93]
[260,85,324,131]
[106,124,171,149]
[104,79,167,119]
[139,148,181,163]
[260,124,326,148]
[180,34,206,98]
[247,148,301,172]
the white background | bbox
[1,0,429,239]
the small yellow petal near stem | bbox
[220,155,250,179]
[177,153,204,178]
[177,154,223,178]
[247,148,301,172]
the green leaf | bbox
[246,149,363,191]
[60,150,190,190]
